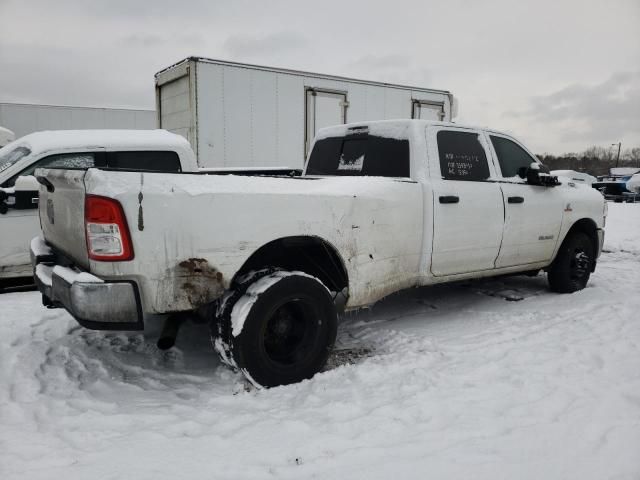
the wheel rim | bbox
[262,298,320,367]
[570,249,591,282]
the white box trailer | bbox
[155,57,457,168]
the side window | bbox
[7,152,99,186]
[436,130,490,181]
[490,136,536,178]
[38,153,97,170]
[107,151,182,172]
[306,135,410,177]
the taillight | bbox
[85,195,134,261]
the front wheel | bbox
[547,232,595,293]
[211,271,337,388]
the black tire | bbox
[547,232,595,293]
[211,271,337,388]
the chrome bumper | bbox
[30,237,143,330]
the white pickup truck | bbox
[31,120,606,387]
[1,130,275,283]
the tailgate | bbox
[37,168,90,269]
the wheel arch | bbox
[556,218,599,270]
[232,235,349,298]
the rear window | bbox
[306,135,410,177]
[107,151,181,172]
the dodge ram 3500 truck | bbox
[31,120,607,387]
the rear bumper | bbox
[30,237,143,330]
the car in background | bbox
[593,167,640,203]
[626,172,640,192]
[551,170,597,185]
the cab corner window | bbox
[490,135,535,178]
[436,130,490,181]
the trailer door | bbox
[305,89,348,156]
[158,74,192,142]
[412,100,445,121]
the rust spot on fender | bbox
[165,258,226,310]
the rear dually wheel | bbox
[211,270,337,388]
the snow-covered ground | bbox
[1,203,639,480]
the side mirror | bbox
[13,175,40,209]
[519,162,559,187]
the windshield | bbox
[0,145,31,174]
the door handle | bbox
[439,195,459,204]
[508,196,524,204]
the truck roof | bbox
[10,129,191,155]
[315,119,496,140]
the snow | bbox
[230,271,329,337]
[34,264,52,287]
[316,119,417,141]
[551,170,597,185]
[12,129,190,154]
[30,236,52,258]
[610,167,640,176]
[1,203,639,479]
[0,129,199,185]
[52,266,103,285]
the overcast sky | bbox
[1,0,638,154]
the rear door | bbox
[412,100,445,121]
[429,126,504,276]
[157,73,192,142]
[487,133,564,267]
[305,88,348,157]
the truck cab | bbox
[0,129,196,281]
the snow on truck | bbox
[31,120,606,387]
[155,57,457,168]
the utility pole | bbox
[612,142,622,168]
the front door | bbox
[429,127,504,276]
[487,133,564,267]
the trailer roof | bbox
[155,57,451,95]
